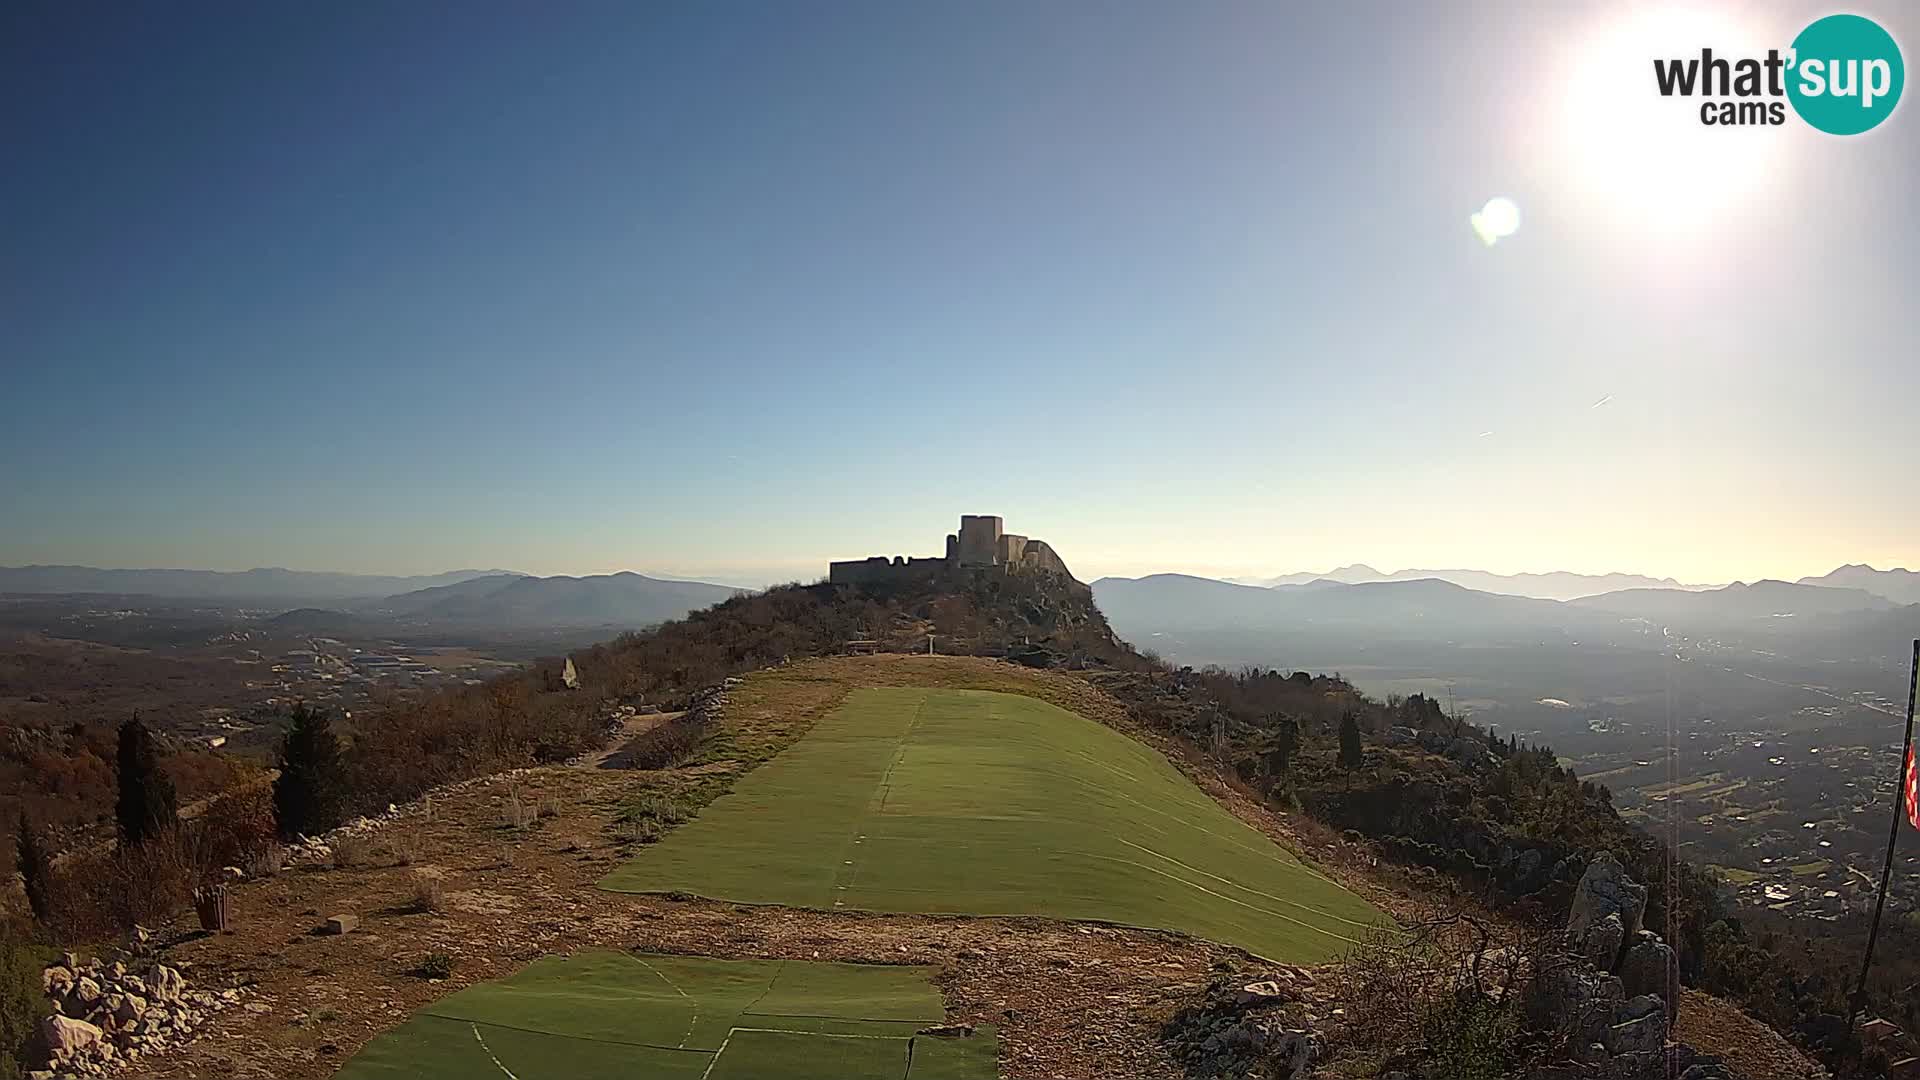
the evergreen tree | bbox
[274,703,348,838]
[13,817,52,925]
[115,716,177,844]
[1263,716,1300,778]
[1338,712,1364,779]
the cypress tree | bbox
[274,703,348,838]
[116,716,178,844]
[1338,712,1364,778]
[14,816,52,925]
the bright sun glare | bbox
[1557,5,1791,237]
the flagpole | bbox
[1852,637,1920,1015]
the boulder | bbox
[42,1014,105,1056]
[150,965,185,1004]
[1605,1011,1667,1055]
[1618,932,1679,1020]
[1568,852,1647,944]
[1582,912,1627,973]
[113,993,147,1026]
[68,975,102,1012]
[1231,980,1295,1008]
[323,914,358,935]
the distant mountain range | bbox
[1228,564,1707,601]
[1796,564,1920,606]
[355,572,743,628]
[1093,572,1904,641]
[0,565,521,602]
[1568,579,1896,621]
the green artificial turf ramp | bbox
[334,951,994,1080]
[908,1027,1002,1079]
[707,1030,908,1079]
[602,687,1388,962]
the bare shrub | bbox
[1324,914,1538,1079]
[330,833,373,869]
[245,843,285,878]
[502,788,530,831]
[44,827,201,942]
[196,782,278,870]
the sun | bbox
[1553,4,1794,237]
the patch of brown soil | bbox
[1675,989,1826,1080]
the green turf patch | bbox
[708,1029,908,1079]
[908,1028,1002,1079]
[334,952,992,1080]
[602,687,1389,962]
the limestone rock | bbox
[1618,932,1679,1020]
[43,1013,105,1055]
[1582,912,1627,973]
[1605,1011,1667,1055]
[1568,852,1647,944]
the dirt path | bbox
[573,710,679,770]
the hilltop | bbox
[4,519,1872,1080]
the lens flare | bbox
[1471,196,1522,246]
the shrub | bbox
[502,789,530,831]
[415,951,455,979]
[13,819,51,926]
[329,834,372,869]
[625,794,690,826]
[275,704,348,839]
[245,843,285,878]
[197,783,277,871]
[0,924,49,1080]
[42,827,200,943]
[116,716,178,844]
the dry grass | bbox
[329,834,373,870]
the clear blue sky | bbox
[4,1,1917,586]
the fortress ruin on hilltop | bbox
[829,515,1086,592]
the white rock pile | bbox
[35,933,247,1079]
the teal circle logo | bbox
[1787,14,1904,135]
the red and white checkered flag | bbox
[1907,743,1919,832]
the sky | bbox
[4,1,1919,588]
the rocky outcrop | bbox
[34,931,249,1079]
[1527,858,1732,1080]
[1162,967,1324,1079]
[1568,852,1647,969]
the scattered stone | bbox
[42,1014,104,1055]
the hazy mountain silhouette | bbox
[1232,565,1706,601]
[364,572,743,628]
[0,565,521,602]
[1567,579,1895,621]
[1796,564,1920,605]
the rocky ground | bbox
[105,760,1254,1080]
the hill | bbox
[0,564,521,602]
[363,572,744,628]
[1241,564,1706,600]
[1799,563,1920,605]
[1093,573,1587,637]
[1569,578,1896,622]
